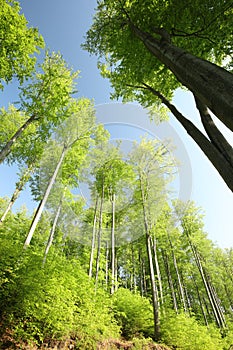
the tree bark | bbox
[162,249,178,313]
[130,25,233,131]
[95,182,104,289]
[24,145,67,247]
[0,115,36,163]
[89,196,99,278]
[42,198,63,266]
[111,192,116,294]
[152,236,164,306]
[142,84,233,192]
[194,95,233,167]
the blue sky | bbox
[1,0,233,248]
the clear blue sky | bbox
[1,0,233,248]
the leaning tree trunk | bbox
[141,84,233,192]
[194,95,233,167]
[24,145,67,247]
[42,197,63,266]
[0,115,36,163]
[130,24,233,131]
[0,165,33,223]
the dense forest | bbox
[0,0,233,349]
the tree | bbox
[0,52,78,163]
[24,98,99,247]
[128,138,173,341]
[84,0,233,190]
[0,0,44,89]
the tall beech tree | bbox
[24,98,99,247]
[129,138,173,341]
[84,0,233,190]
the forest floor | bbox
[0,333,172,350]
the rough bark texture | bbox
[131,25,233,131]
[194,95,233,167]
[142,84,233,192]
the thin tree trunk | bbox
[89,196,99,278]
[130,24,233,130]
[0,115,36,163]
[95,182,104,289]
[139,175,160,341]
[141,84,233,192]
[162,249,178,313]
[189,240,225,328]
[152,236,164,306]
[24,145,67,247]
[0,165,33,223]
[192,274,209,327]
[42,198,63,266]
[105,241,109,290]
[167,234,187,313]
[194,95,233,167]
[111,192,116,294]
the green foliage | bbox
[0,0,44,88]
[160,311,223,350]
[113,288,154,339]
[0,209,120,348]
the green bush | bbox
[160,311,223,350]
[112,288,154,339]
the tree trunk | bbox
[152,236,164,306]
[0,115,36,163]
[105,241,109,290]
[24,145,67,247]
[192,274,209,327]
[0,166,33,223]
[95,182,104,289]
[131,25,233,131]
[167,234,187,313]
[194,95,233,167]
[89,196,99,278]
[142,84,233,192]
[162,249,178,313]
[42,198,63,266]
[139,175,160,341]
[111,192,116,294]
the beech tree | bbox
[84,0,233,191]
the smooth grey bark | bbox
[43,199,63,266]
[194,95,233,167]
[105,240,109,290]
[0,115,36,163]
[0,166,33,223]
[89,196,99,278]
[95,182,104,289]
[152,237,164,306]
[111,192,116,294]
[141,84,233,192]
[130,25,233,131]
[24,145,67,247]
